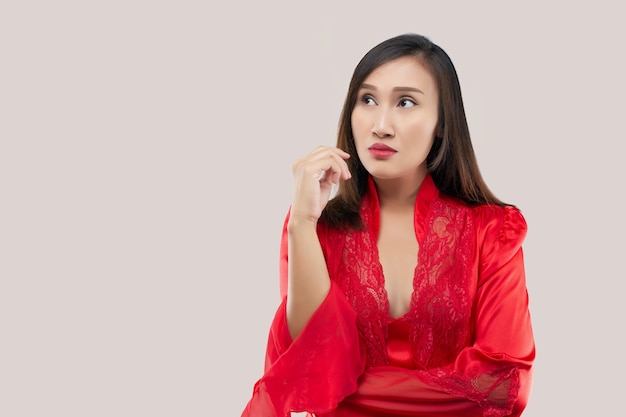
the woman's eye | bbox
[361,95,376,105]
[398,98,416,108]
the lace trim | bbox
[336,204,389,367]
[419,364,521,417]
[410,198,474,368]
[328,193,475,368]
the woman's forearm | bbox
[285,217,332,339]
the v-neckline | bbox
[366,177,426,321]
[364,174,438,321]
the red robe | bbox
[242,174,535,417]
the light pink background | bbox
[1,1,623,416]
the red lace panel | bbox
[410,198,474,369]
[336,216,389,367]
[326,192,474,369]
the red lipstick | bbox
[368,143,397,159]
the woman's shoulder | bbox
[470,203,528,260]
[438,192,527,246]
[473,203,526,237]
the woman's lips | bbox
[368,143,397,159]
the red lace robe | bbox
[242,174,535,417]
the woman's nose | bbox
[371,108,394,138]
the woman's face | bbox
[351,56,439,183]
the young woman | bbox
[241,33,535,417]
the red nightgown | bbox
[242,174,535,417]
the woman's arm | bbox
[284,216,332,339]
[241,212,365,417]
[285,146,351,338]
[241,148,363,417]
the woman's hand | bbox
[290,146,351,224]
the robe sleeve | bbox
[241,209,366,417]
[414,205,535,417]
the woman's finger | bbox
[306,148,351,181]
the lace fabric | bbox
[410,197,474,369]
[329,191,474,370]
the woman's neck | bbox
[373,171,427,209]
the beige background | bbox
[1,1,623,416]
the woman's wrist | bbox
[287,215,318,234]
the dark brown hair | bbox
[320,33,508,230]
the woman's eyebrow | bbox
[360,83,424,95]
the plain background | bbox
[1,1,624,416]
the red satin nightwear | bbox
[242,174,535,417]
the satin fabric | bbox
[242,174,535,417]
[387,316,414,369]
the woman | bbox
[241,33,535,417]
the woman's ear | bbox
[435,119,444,139]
